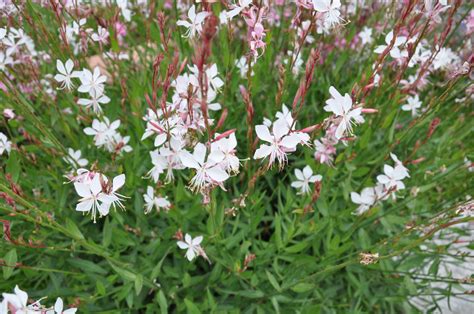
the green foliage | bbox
[0,1,473,313]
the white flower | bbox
[177,5,210,38]
[312,0,342,28]
[73,173,126,222]
[374,31,408,59]
[358,26,373,45]
[377,164,409,191]
[291,166,322,195]
[189,63,224,93]
[389,153,410,178]
[91,26,109,43]
[323,86,364,139]
[351,187,377,215]
[0,52,13,72]
[401,94,422,117]
[180,143,229,192]
[0,132,12,156]
[432,47,459,70]
[54,59,79,90]
[64,148,88,168]
[77,91,110,114]
[83,117,120,150]
[1,285,38,314]
[235,56,254,78]
[46,297,77,314]
[177,233,204,261]
[226,0,252,19]
[143,186,171,214]
[99,174,127,213]
[210,133,240,174]
[77,67,107,96]
[147,149,168,183]
[74,174,109,222]
[253,118,302,168]
[117,0,132,21]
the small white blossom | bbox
[143,186,171,214]
[177,233,204,261]
[54,59,79,90]
[323,86,364,139]
[0,132,12,156]
[64,148,88,168]
[401,94,422,117]
[77,67,107,97]
[291,166,322,195]
[177,5,210,38]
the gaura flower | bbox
[291,165,322,195]
[177,233,204,261]
[54,59,80,90]
[180,143,229,193]
[253,118,302,168]
[177,5,210,38]
[143,186,171,214]
[323,86,364,139]
[77,66,107,97]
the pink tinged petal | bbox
[90,175,103,195]
[253,144,272,159]
[273,119,290,140]
[309,174,322,182]
[280,134,300,149]
[76,199,93,212]
[186,248,196,261]
[2,293,23,309]
[99,202,111,216]
[54,298,64,313]
[65,59,74,73]
[335,122,346,139]
[192,236,203,246]
[328,86,342,99]
[302,166,313,178]
[180,151,200,169]
[207,166,229,182]
[291,181,304,188]
[54,74,66,82]
[177,241,189,249]
[383,165,394,177]
[57,60,66,74]
[351,192,362,204]
[255,125,273,142]
[377,174,389,184]
[374,45,387,54]
[112,174,126,191]
[74,182,91,197]
[342,94,353,113]
[294,169,304,180]
[193,143,207,165]
[184,233,192,244]
[14,286,27,307]
[154,133,167,147]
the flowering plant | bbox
[0,0,473,312]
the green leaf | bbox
[65,218,84,240]
[135,274,143,295]
[184,298,201,314]
[109,263,136,282]
[157,290,168,314]
[3,249,17,279]
[67,258,108,275]
[6,151,21,183]
[102,217,113,248]
[266,270,281,292]
[290,283,315,293]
